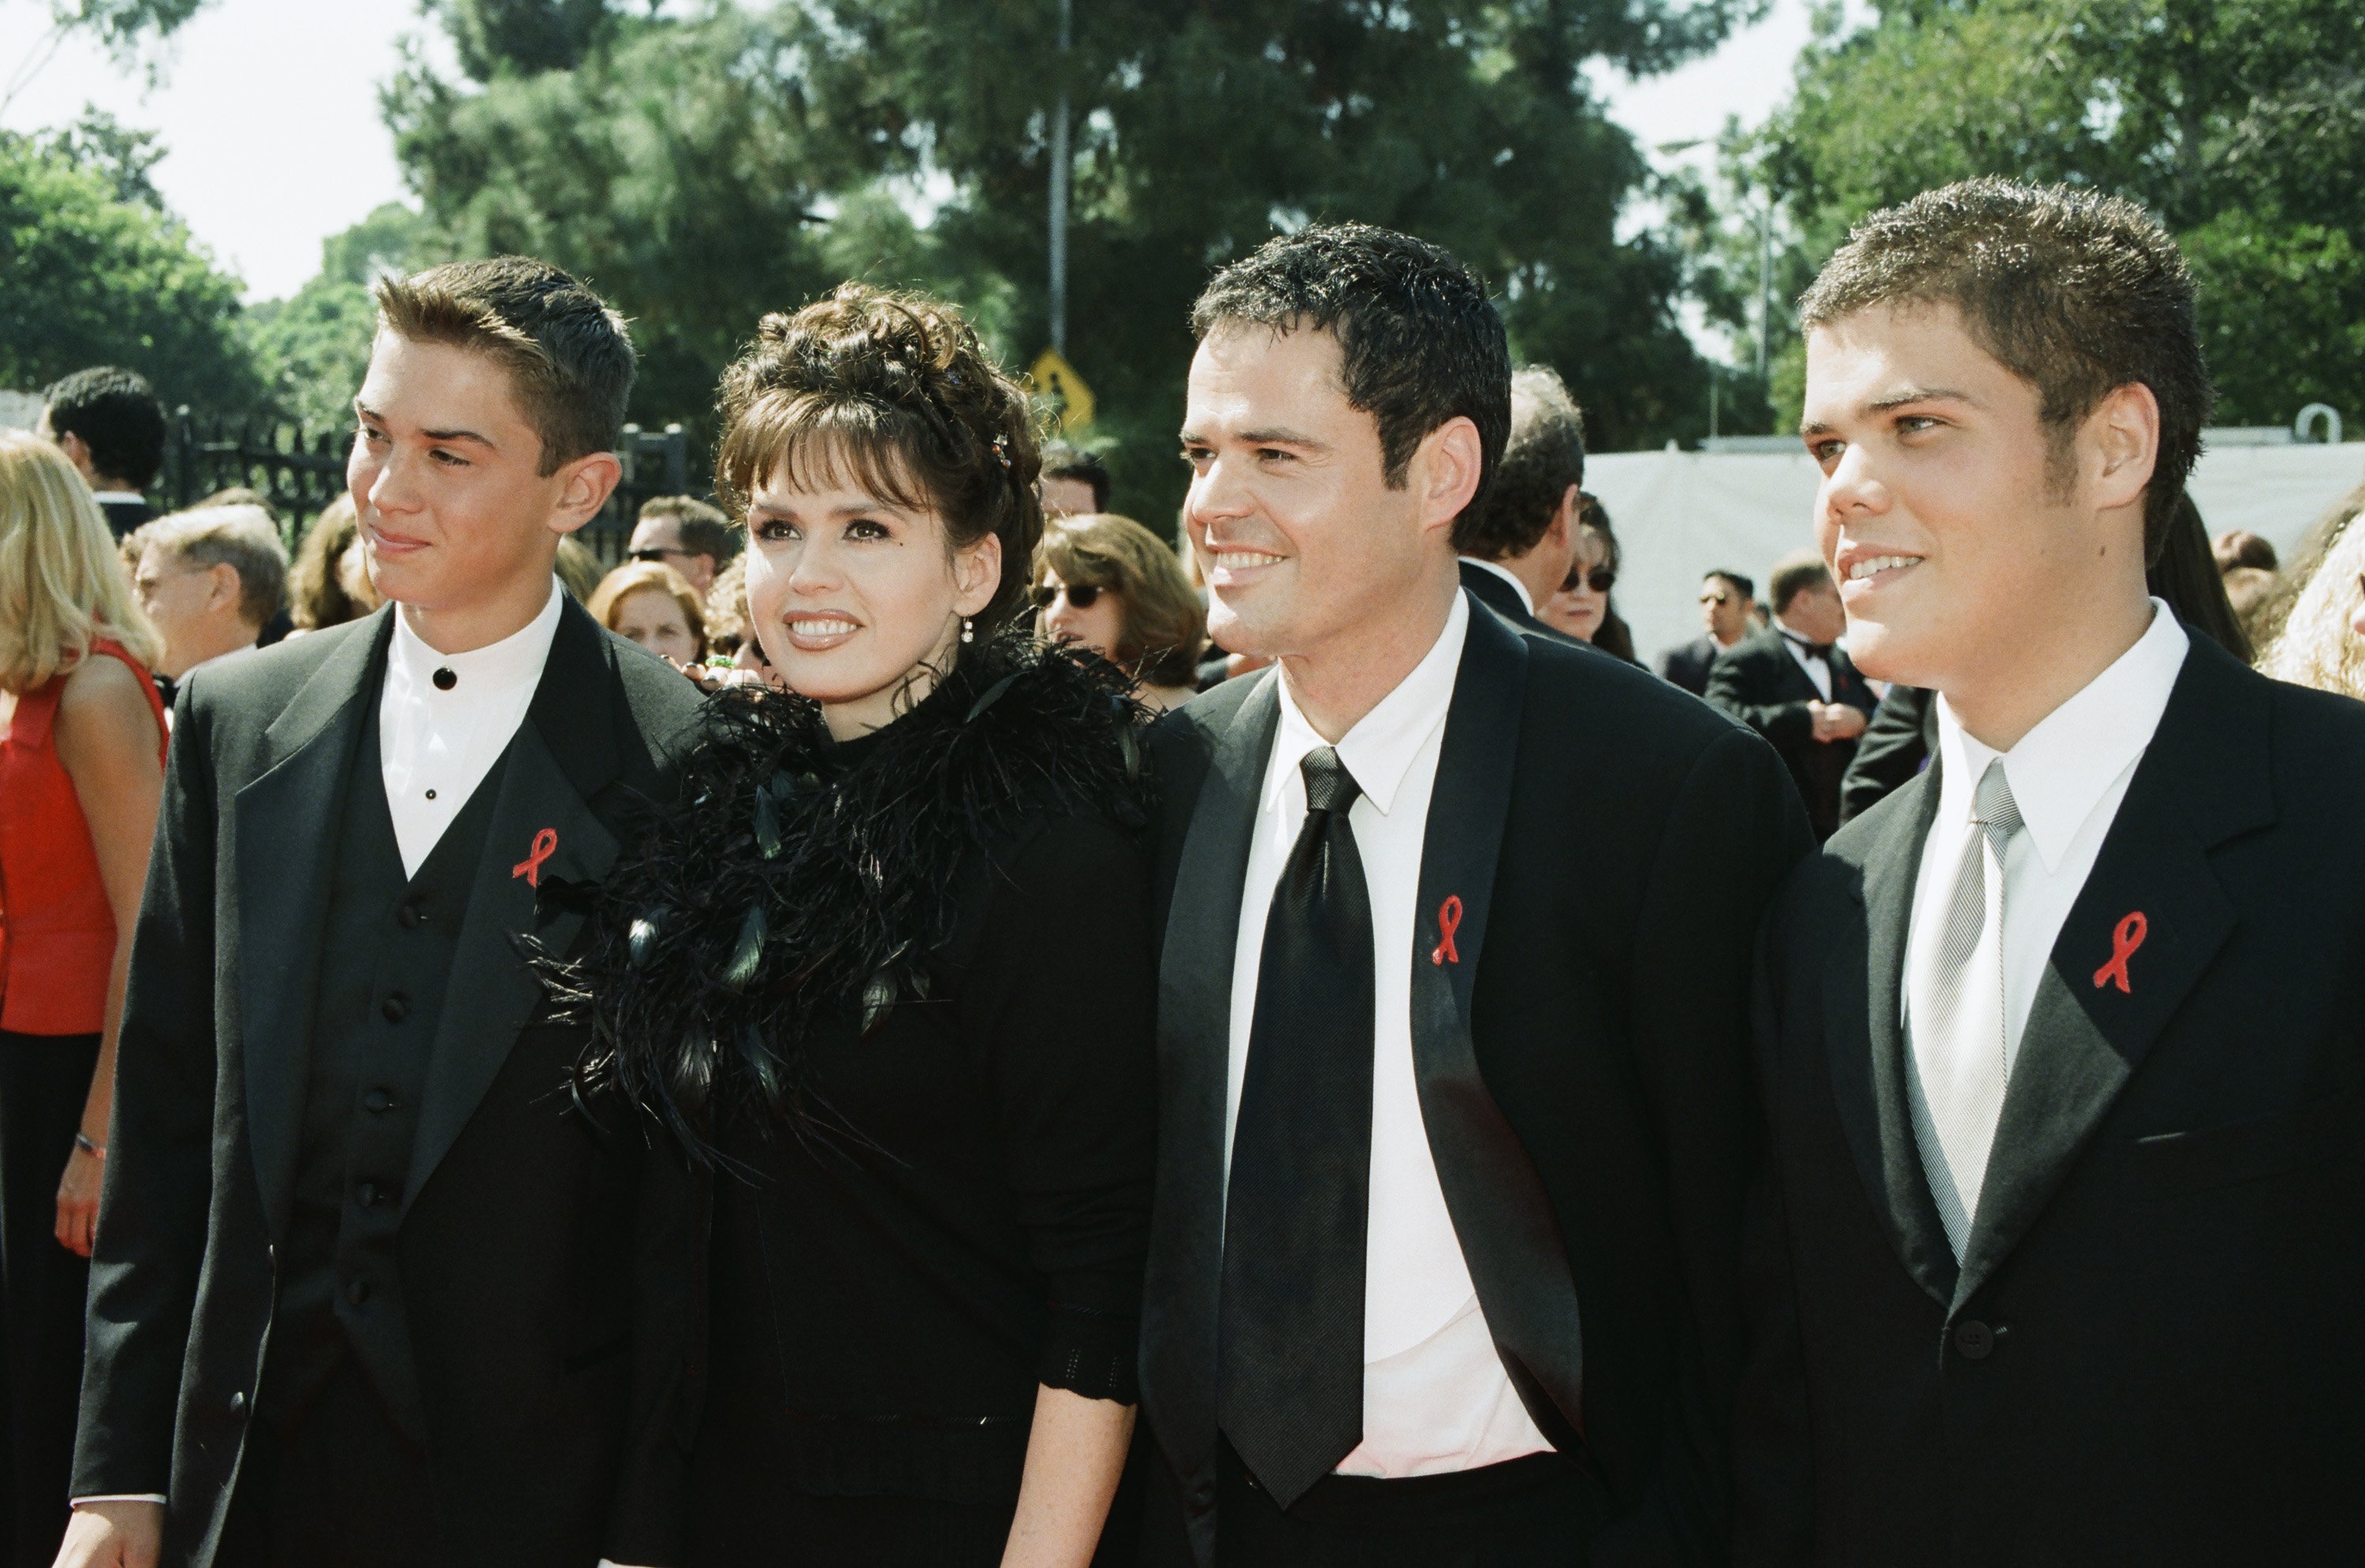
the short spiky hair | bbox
[1190,222,1510,523]
[1798,178,2210,561]
[374,256,635,475]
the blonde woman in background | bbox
[1034,511,1205,711]
[0,432,168,1564]
[2259,489,2365,700]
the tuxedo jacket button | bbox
[228,1391,248,1418]
[1953,1320,1996,1360]
[346,1278,371,1307]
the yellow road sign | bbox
[1028,348,1096,433]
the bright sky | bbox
[0,0,1817,306]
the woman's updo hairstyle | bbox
[714,284,1043,633]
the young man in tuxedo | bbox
[59,259,704,1568]
[1734,178,2365,1563]
[1706,553,1879,841]
[1141,222,1812,1566]
[1454,367,1584,644]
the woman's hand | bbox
[665,655,778,695]
[56,1142,103,1257]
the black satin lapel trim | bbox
[1142,669,1279,1501]
[404,721,619,1215]
[1823,765,1957,1307]
[235,625,386,1239]
[528,595,626,799]
[1408,600,1588,1437]
[1954,743,2240,1308]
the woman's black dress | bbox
[575,638,1157,1566]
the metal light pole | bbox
[1756,196,1772,383]
[1048,0,1072,356]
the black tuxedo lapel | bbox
[405,600,627,1216]
[1143,665,1280,1507]
[235,612,394,1238]
[1410,596,1588,1440]
[1823,769,1958,1306]
[1953,641,2270,1306]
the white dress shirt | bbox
[380,581,564,877]
[1903,600,2189,1186]
[1778,625,1835,701]
[1223,592,1551,1478]
[1458,556,1536,616]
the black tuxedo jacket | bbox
[1835,683,1936,829]
[1458,557,1578,646]
[1734,640,2365,1565]
[1705,631,1879,841]
[1658,636,1722,698]
[1140,593,1814,1565]
[75,600,706,1567]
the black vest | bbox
[258,713,510,1438]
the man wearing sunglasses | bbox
[1659,570,1755,696]
[624,494,736,595]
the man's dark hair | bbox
[1769,551,1836,615]
[1040,442,1112,512]
[41,366,166,490]
[637,493,739,563]
[374,255,635,475]
[1460,366,1585,562]
[1798,177,2210,564]
[1190,222,1510,534]
[1707,568,1755,602]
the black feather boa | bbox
[555,630,1153,1153]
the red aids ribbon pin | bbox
[2091,911,2147,993]
[1431,895,1464,966]
[512,827,558,888]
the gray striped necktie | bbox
[1908,758,2025,1259]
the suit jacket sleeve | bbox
[604,1132,703,1567]
[1597,724,1813,1566]
[73,685,223,1498]
[1706,649,1813,751]
[1838,683,1930,828]
[1729,921,1816,1566]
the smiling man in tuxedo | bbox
[1139,223,1811,1567]
[59,259,703,1568]
[1734,179,2365,1563]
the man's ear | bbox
[1414,415,1484,539]
[952,531,1004,617]
[1544,485,1578,549]
[547,450,624,537]
[2085,381,2160,520]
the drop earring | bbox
[960,617,975,644]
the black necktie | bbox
[1217,746,1376,1508]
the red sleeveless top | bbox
[0,640,169,1036]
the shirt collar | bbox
[387,577,565,706]
[1933,598,2189,873]
[1458,556,1535,616]
[91,490,147,505]
[1270,591,1469,818]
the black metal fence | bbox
[159,410,699,564]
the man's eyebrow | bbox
[420,426,497,448]
[1238,426,1325,449]
[1866,385,1976,413]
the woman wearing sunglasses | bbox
[1539,494,1640,662]
[1034,510,1206,712]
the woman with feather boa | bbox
[568,286,1156,1566]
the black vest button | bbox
[346,1278,371,1306]
[381,993,408,1023]
[363,1088,394,1113]
[356,1181,381,1208]
[1953,1320,1996,1360]
[397,901,424,929]
[228,1390,248,1419]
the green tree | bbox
[1756,0,2365,429]
[242,204,431,431]
[0,119,259,415]
[384,0,1759,512]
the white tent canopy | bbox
[1590,441,2365,667]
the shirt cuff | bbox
[73,1495,167,1507]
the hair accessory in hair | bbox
[991,434,1012,473]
